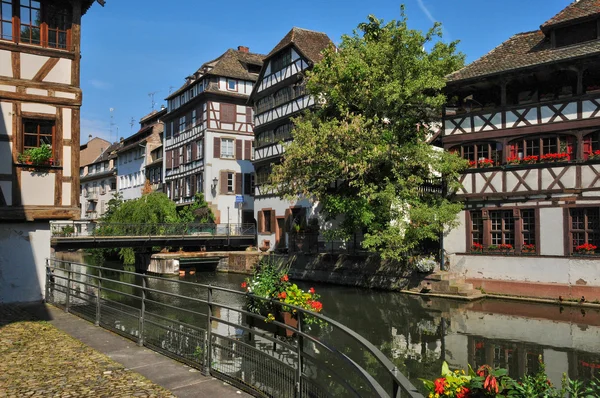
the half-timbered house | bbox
[79,141,119,220]
[0,0,103,303]
[443,0,600,300]
[249,28,332,251]
[163,47,262,225]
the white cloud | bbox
[89,79,113,90]
[416,0,452,41]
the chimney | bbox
[88,134,92,142]
[237,46,249,53]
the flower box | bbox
[575,243,597,255]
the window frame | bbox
[262,209,273,233]
[220,138,235,159]
[568,207,600,254]
[467,208,539,254]
[22,117,55,153]
[226,172,234,194]
[226,79,237,91]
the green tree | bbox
[178,193,215,224]
[270,10,467,259]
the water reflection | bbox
[55,252,600,390]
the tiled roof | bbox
[91,142,121,163]
[446,30,600,83]
[541,0,600,32]
[167,49,264,100]
[82,0,104,15]
[266,27,332,63]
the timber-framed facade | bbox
[249,27,332,251]
[163,47,262,225]
[443,0,600,300]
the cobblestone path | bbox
[0,319,176,397]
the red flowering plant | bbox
[241,258,324,325]
[575,243,597,254]
[478,158,495,168]
[589,150,600,160]
[522,155,539,164]
[522,243,536,253]
[421,362,471,398]
[471,242,484,252]
[506,156,521,165]
[540,152,570,163]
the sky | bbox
[79,0,571,144]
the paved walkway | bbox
[0,303,248,398]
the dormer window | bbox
[271,49,292,73]
[554,20,598,48]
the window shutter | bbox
[508,143,517,159]
[191,174,196,196]
[284,208,292,231]
[244,173,251,195]
[192,141,197,160]
[236,139,243,160]
[166,150,172,169]
[258,211,264,233]
[246,107,253,124]
[220,171,227,194]
[583,135,592,158]
[221,103,235,123]
[214,137,221,158]
[183,146,187,164]
[566,136,574,159]
[244,140,251,160]
[235,172,242,194]
[270,211,276,234]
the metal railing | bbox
[50,222,256,238]
[46,259,423,398]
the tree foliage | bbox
[178,193,215,224]
[270,10,468,259]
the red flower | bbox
[309,287,315,294]
[484,375,499,394]
[281,275,289,282]
[278,291,287,299]
[309,300,323,312]
[241,281,247,289]
[434,378,447,394]
[457,387,470,398]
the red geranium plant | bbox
[471,242,484,253]
[575,243,597,254]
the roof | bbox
[541,0,600,32]
[140,108,167,123]
[118,125,153,153]
[167,49,264,100]
[90,141,121,164]
[446,29,600,83]
[82,0,104,16]
[266,27,333,63]
[80,136,110,150]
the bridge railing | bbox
[50,222,256,238]
[46,258,424,398]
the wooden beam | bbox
[0,75,81,93]
[12,102,21,206]
[32,58,60,82]
[0,90,81,106]
[54,107,63,206]
[71,1,82,88]
[11,51,19,80]
[71,108,80,212]
[0,41,76,60]
[0,206,80,221]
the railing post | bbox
[45,259,50,302]
[296,311,304,397]
[138,277,146,347]
[65,262,72,313]
[205,285,213,376]
[392,367,400,398]
[95,269,102,326]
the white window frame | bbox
[186,144,192,162]
[227,79,236,91]
[227,172,234,193]
[197,141,203,158]
[221,138,234,159]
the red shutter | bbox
[246,107,253,124]
[166,150,172,169]
[214,137,221,158]
[284,208,292,231]
[583,135,592,159]
[270,211,276,234]
[566,136,574,160]
[258,211,264,233]
[244,140,251,160]
[192,141,197,160]
[508,142,518,159]
[220,171,227,194]
[221,104,235,123]
[235,172,242,194]
[183,146,188,164]
[236,139,243,160]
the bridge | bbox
[50,221,256,250]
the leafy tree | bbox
[178,193,215,224]
[102,191,124,221]
[270,10,467,259]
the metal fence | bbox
[50,222,256,238]
[46,258,423,398]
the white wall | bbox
[117,149,146,201]
[0,222,50,303]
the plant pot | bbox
[245,309,297,338]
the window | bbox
[186,144,191,163]
[274,87,292,106]
[521,209,536,246]
[471,211,483,245]
[508,135,573,161]
[227,172,234,193]
[555,20,598,48]
[256,166,271,186]
[13,1,72,49]
[583,131,600,159]
[185,176,191,197]
[263,210,273,233]
[178,116,186,133]
[100,181,106,194]
[196,140,203,158]
[196,174,203,193]
[451,142,501,167]
[227,79,236,91]
[570,208,600,253]
[179,147,183,165]
[244,173,254,195]
[490,210,514,246]
[23,119,54,151]
[191,109,197,126]
[271,49,291,72]
[256,130,274,147]
[110,181,116,190]
[1,0,12,41]
[221,138,234,158]
[274,123,293,142]
[256,96,274,114]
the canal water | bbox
[56,252,600,391]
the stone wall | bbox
[287,253,416,291]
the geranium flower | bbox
[434,378,447,394]
[281,275,289,282]
[456,387,470,398]
[309,300,323,312]
[278,291,287,299]
[309,287,315,294]
[241,281,247,289]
